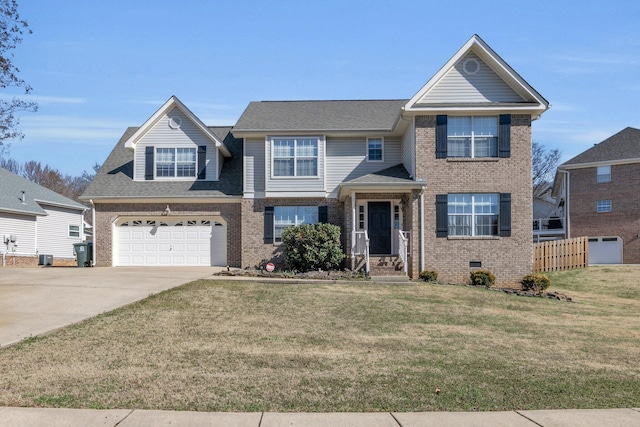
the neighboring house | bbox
[0,167,86,267]
[81,35,549,285]
[552,127,640,264]
[533,189,564,242]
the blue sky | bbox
[3,0,640,176]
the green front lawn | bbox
[0,266,638,411]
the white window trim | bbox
[447,116,498,159]
[596,165,611,183]
[155,147,197,180]
[448,193,499,237]
[597,199,612,213]
[270,136,320,179]
[273,206,319,243]
[366,137,384,162]
[68,224,80,238]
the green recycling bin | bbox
[73,242,92,267]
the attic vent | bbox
[463,58,480,75]
[168,116,182,129]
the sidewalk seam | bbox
[390,411,403,426]
[113,409,135,427]
[515,410,544,426]
[258,411,264,427]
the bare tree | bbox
[0,0,37,149]
[532,141,562,198]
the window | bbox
[68,224,80,238]
[156,147,196,178]
[448,194,498,236]
[597,200,612,213]
[447,116,498,158]
[358,205,365,230]
[597,165,611,183]
[272,138,318,177]
[367,138,383,161]
[274,206,319,242]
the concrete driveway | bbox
[0,266,220,347]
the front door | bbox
[368,202,391,254]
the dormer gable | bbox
[125,96,232,182]
[404,35,549,119]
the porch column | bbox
[351,191,356,257]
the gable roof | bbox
[233,100,407,134]
[123,96,231,157]
[560,127,640,167]
[404,34,549,118]
[0,167,86,216]
[80,127,243,201]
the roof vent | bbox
[21,191,26,204]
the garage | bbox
[588,236,623,264]
[114,218,226,266]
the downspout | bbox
[351,191,356,257]
[420,187,425,272]
[565,171,570,238]
[90,199,96,266]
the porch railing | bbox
[397,230,410,274]
[533,217,566,242]
[353,230,370,275]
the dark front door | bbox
[368,202,391,254]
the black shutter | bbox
[499,193,512,237]
[436,115,448,159]
[318,206,328,224]
[145,146,154,180]
[264,207,274,244]
[197,146,207,180]
[498,114,511,158]
[436,194,448,237]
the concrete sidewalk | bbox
[0,407,639,426]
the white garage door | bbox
[115,218,226,266]
[588,236,623,264]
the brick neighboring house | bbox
[552,127,640,264]
[81,34,549,285]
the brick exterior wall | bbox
[241,198,344,269]
[569,163,640,263]
[94,202,242,267]
[414,114,533,286]
[1,255,77,268]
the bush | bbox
[521,274,551,292]
[469,270,496,287]
[419,270,438,282]
[281,223,345,273]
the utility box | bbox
[38,254,53,266]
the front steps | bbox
[354,255,409,282]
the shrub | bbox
[419,270,438,282]
[521,274,551,292]
[469,270,496,287]
[281,223,345,273]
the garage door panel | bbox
[115,218,226,267]
[588,237,622,264]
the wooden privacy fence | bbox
[533,237,588,272]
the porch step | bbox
[371,275,410,284]
[369,256,406,277]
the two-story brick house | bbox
[82,35,549,285]
[552,127,640,264]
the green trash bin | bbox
[73,242,89,267]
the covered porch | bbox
[338,165,426,277]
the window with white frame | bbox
[367,138,383,161]
[156,147,196,177]
[274,206,319,242]
[447,116,498,158]
[272,137,318,177]
[68,224,80,238]
[597,200,612,213]
[448,194,498,236]
[596,165,611,183]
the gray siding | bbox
[37,205,84,258]
[134,108,219,181]
[326,136,402,195]
[244,140,265,194]
[418,52,524,104]
[0,212,37,255]
[402,123,415,178]
[265,136,325,193]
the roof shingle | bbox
[562,127,640,166]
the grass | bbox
[0,266,638,412]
